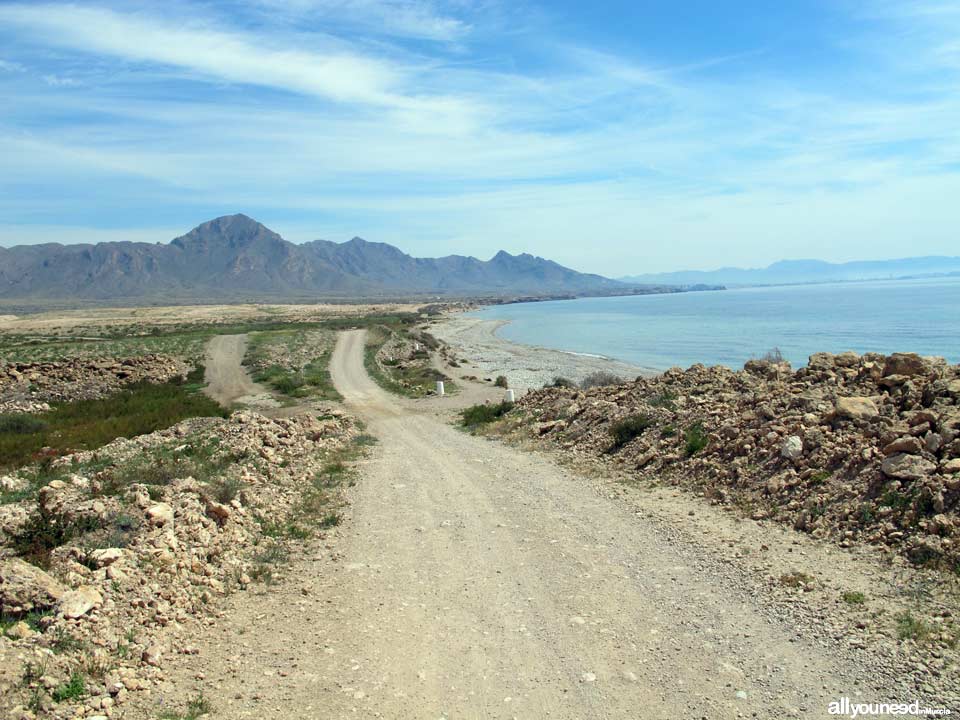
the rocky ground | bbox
[0,408,361,719]
[0,356,192,415]
[509,351,960,572]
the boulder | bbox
[145,503,174,526]
[881,453,937,481]
[834,396,879,421]
[882,436,923,456]
[88,548,123,568]
[0,557,66,611]
[882,353,929,378]
[59,585,102,619]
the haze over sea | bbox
[472,277,960,371]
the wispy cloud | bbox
[0,1,958,272]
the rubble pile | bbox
[0,409,356,719]
[515,351,960,567]
[0,355,191,414]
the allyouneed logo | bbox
[828,698,952,717]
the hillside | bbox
[0,214,626,303]
[620,256,960,287]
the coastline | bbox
[428,313,657,392]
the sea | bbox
[471,276,960,371]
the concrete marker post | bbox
[505,389,516,403]
[436,381,445,396]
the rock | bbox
[0,558,66,611]
[882,353,929,377]
[88,548,123,568]
[59,585,102,619]
[145,503,174,526]
[780,436,804,461]
[204,499,232,525]
[882,436,923,456]
[881,453,937,481]
[5,620,36,639]
[834,396,879,421]
[142,644,163,667]
[941,459,960,474]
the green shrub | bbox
[52,672,86,702]
[494,375,509,388]
[460,402,514,428]
[546,377,576,389]
[580,371,623,390]
[609,414,652,449]
[896,612,933,642]
[0,414,48,434]
[12,511,104,568]
[841,591,866,605]
[684,422,708,456]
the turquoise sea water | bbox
[472,277,960,371]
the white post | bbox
[436,381,445,396]
[505,389,516,403]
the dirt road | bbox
[203,334,275,407]
[141,329,881,719]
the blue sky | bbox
[0,0,958,275]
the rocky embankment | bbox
[0,356,190,414]
[515,351,960,570]
[0,409,357,719]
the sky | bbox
[0,1,958,276]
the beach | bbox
[428,312,656,392]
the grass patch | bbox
[159,693,212,720]
[683,422,709,456]
[545,376,577,389]
[494,375,509,388]
[841,591,866,605]
[460,401,514,429]
[52,672,86,702]
[896,612,933,642]
[609,414,653,450]
[0,368,227,471]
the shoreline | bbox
[428,313,657,392]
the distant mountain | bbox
[0,214,627,303]
[620,256,960,287]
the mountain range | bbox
[620,256,960,287]
[0,214,628,304]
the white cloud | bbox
[248,0,470,42]
[0,3,477,125]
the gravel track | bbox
[132,329,893,720]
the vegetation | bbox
[0,368,226,471]
[759,347,786,363]
[608,414,653,449]
[51,672,86,702]
[460,401,515,429]
[896,612,933,642]
[779,571,815,588]
[841,590,866,605]
[580,371,623,390]
[683,422,709,456]
[545,376,577,389]
[246,328,341,401]
[159,693,212,720]
[362,324,454,398]
[494,375,509,388]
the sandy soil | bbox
[126,329,900,720]
[429,314,656,392]
[202,334,279,408]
